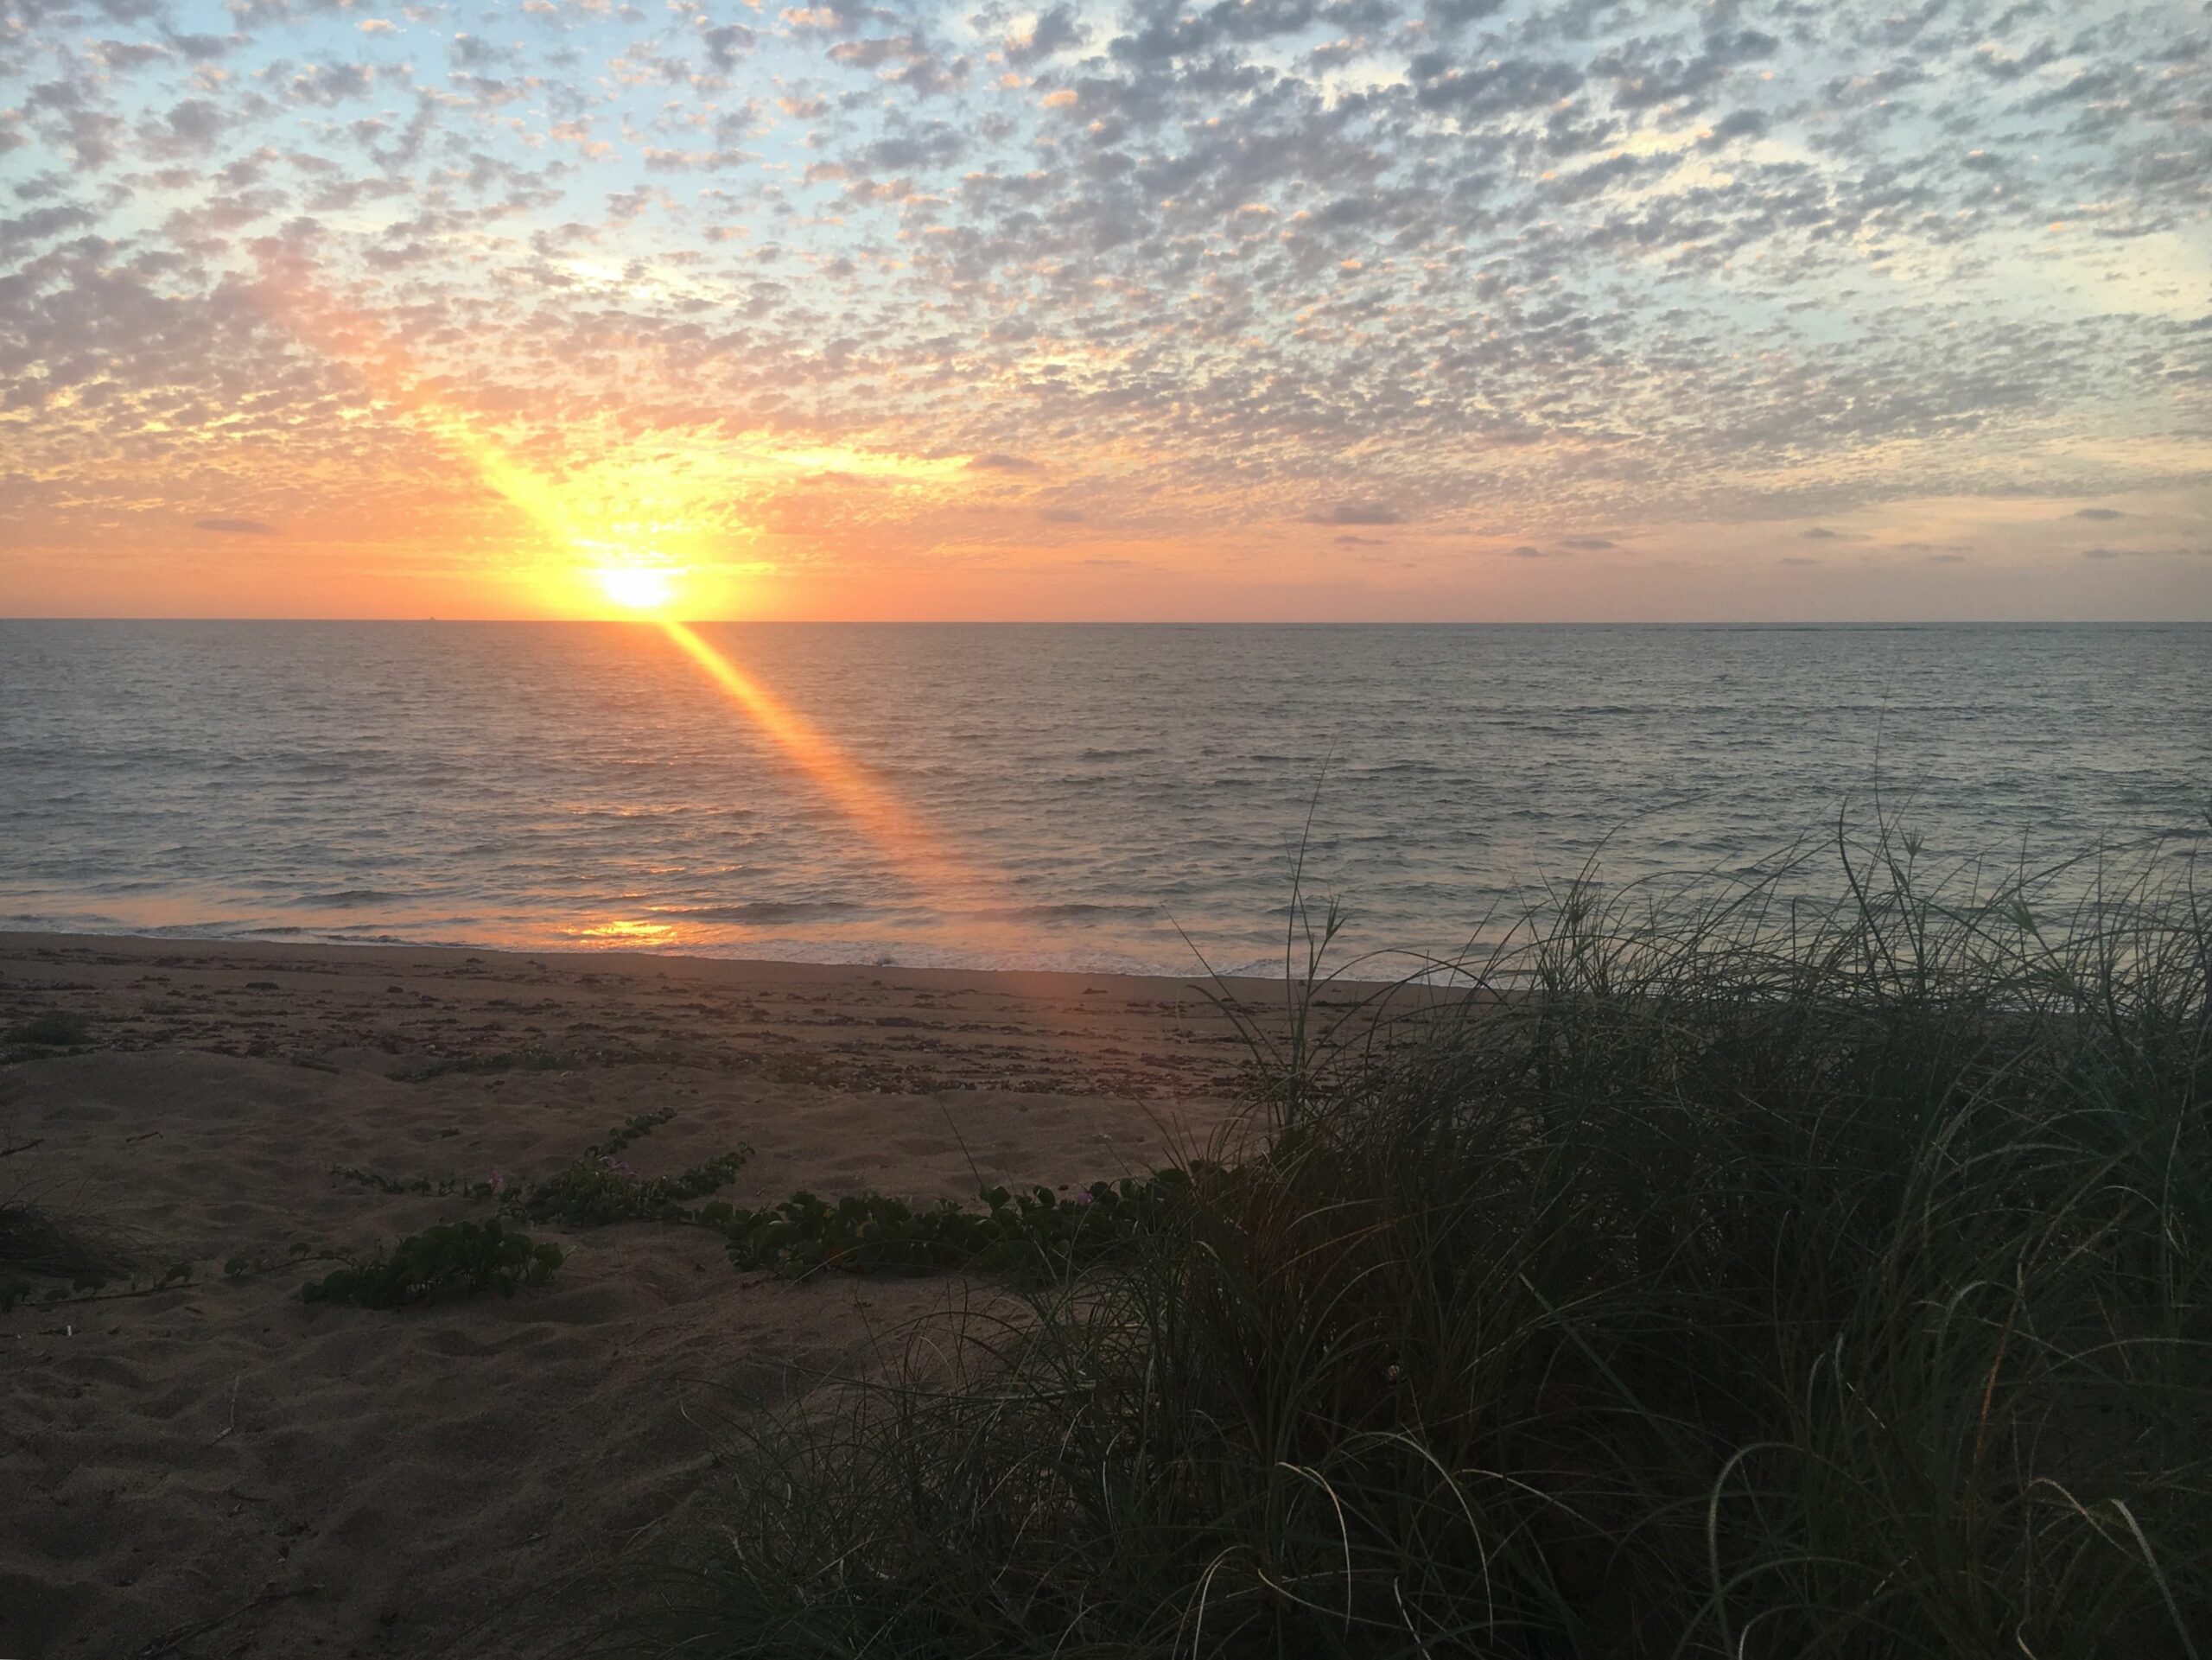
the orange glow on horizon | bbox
[242,253,1024,622]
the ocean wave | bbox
[661,900,868,922]
[960,901,1161,922]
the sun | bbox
[594,565,677,613]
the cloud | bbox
[1698,109,1768,149]
[1505,544,1548,558]
[1411,54,1583,118]
[698,22,757,71]
[0,205,98,244]
[291,62,378,104]
[1006,5,1085,67]
[193,517,279,536]
[162,99,226,151]
[1307,502,1402,526]
[2081,546,2208,561]
[4,0,2209,618]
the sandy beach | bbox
[0,934,1294,1657]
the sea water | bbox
[2,621,2204,975]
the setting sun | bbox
[594,566,677,613]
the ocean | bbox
[2,621,2205,976]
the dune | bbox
[0,934,1273,1657]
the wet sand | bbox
[0,934,1312,1657]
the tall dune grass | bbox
[606,822,2211,1657]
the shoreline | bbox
[0,927,1376,1001]
[0,920,1341,986]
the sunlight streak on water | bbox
[655,619,1001,935]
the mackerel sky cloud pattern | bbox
[2,0,2208,617]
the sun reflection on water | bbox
[570,917,682,948]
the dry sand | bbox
[0,933,1314,1657]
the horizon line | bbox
[0,615,2203,628]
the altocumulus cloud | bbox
[0,0,2205,601]
[1307,503,1403,526]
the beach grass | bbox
[599,820,2210,1658]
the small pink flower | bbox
[1074,1192,1094,1205]
[489,1171,506,1195]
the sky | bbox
[2,0,2209,620]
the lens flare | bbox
[658,619,964,889]
[252,258,1001,924]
